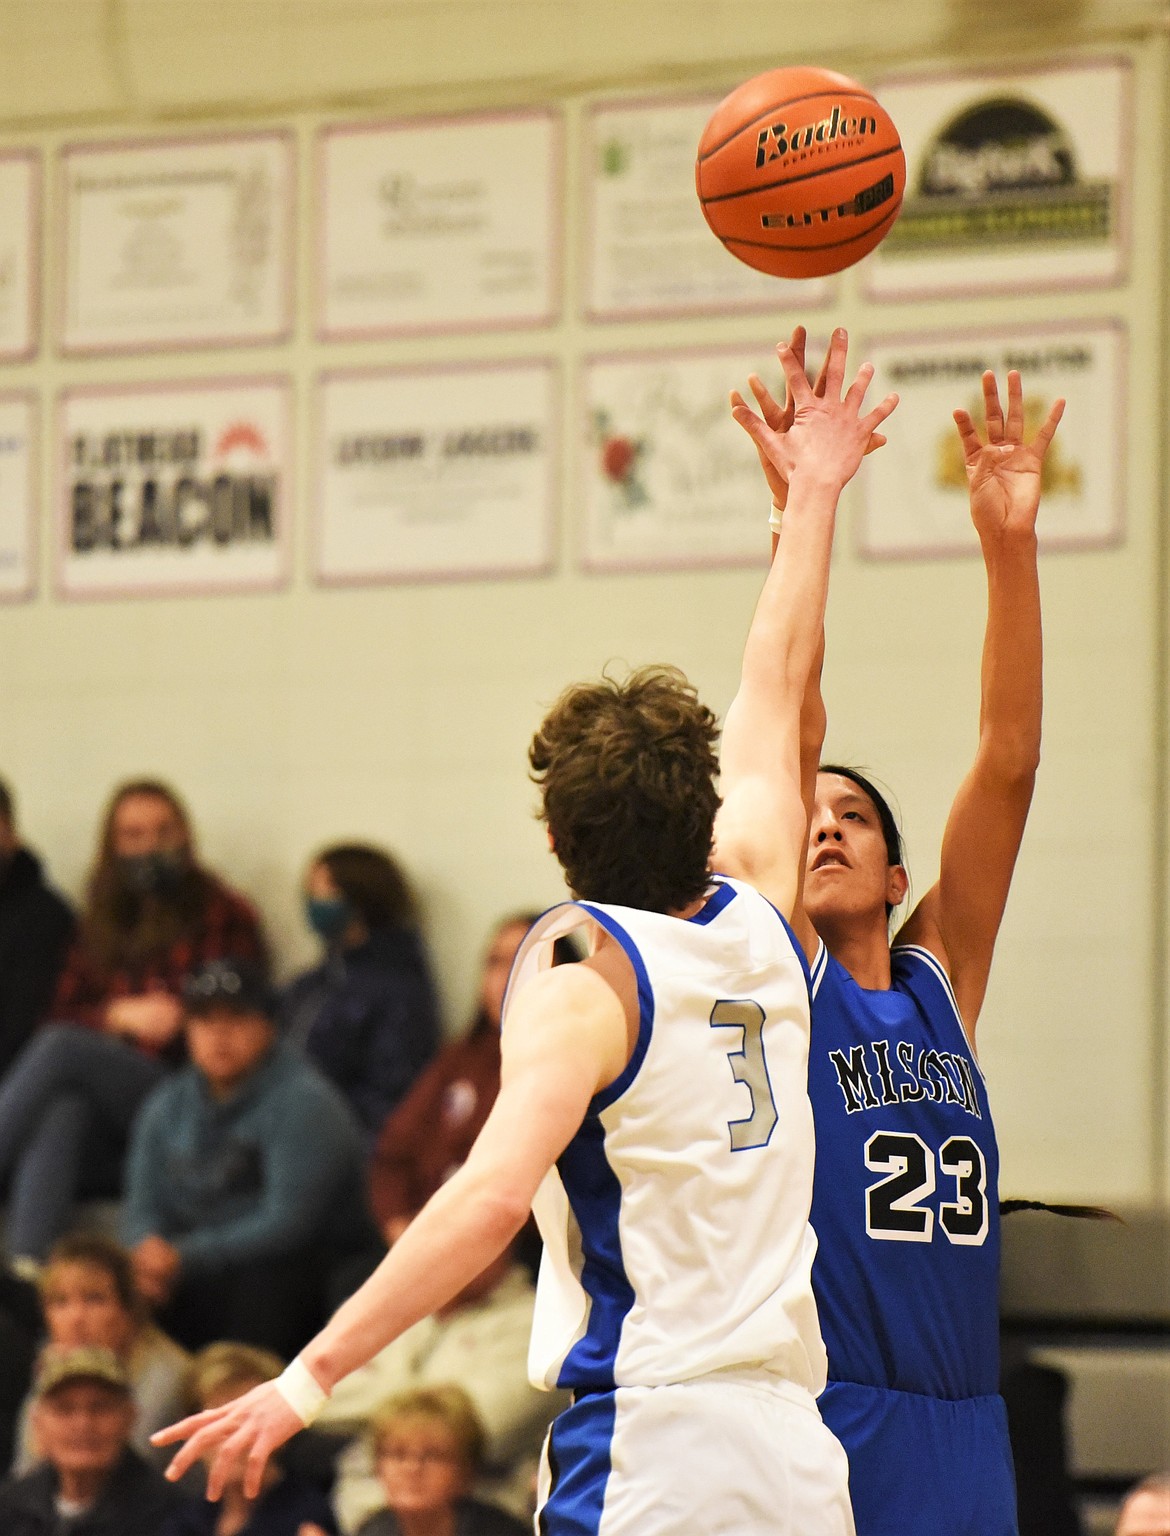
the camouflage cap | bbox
[34,1345,131,1400]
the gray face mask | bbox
[116,849,187,897]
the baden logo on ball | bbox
[696,66,906,279]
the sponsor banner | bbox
[860,323,1124,558]
[866,59,1130,298]
[58,378,291,599]
[61,132,294,353]
[0,395,36,601]
[317,112,560,338]
[0,153,39,360]
[581,343,815,572]
[584,96,831,320]
[315,361,556,584]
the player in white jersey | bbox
[150,330,898,1534]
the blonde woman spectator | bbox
[162,1342,337,1536]
[353,1388,527,1536]
[13,1234,189,1474]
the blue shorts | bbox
[820,1380,1018,1536]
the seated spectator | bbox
[0,780,265,1269]
[368,914,536,1244]
[279,844,439,1141]
[0,1263,40,1474]
[10,1233,189,1475]
[122,957,381,1358]
[161,1341,337,1535]
[0,1344,188,1534]
[0,777,75,1080]
[319,1249,562,1533]
[1116,1474,1170,1536]
[354,1387,528,1536]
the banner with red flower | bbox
[582,344,801,572]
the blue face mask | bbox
[305,895,354,943]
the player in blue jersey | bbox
[149,330,897,1535]
[733,338,1065,1536]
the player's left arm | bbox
[714,329,897,918]
[898,371,1065,1040]
[152,962,629,1499]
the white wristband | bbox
[768,500,784,535]
[274,1357,329,1426]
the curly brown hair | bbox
[529,665,721,913]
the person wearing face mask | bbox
[0,777,75,1079]
[278,846,439,1143]
[0,780,265,1272]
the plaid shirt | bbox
[49,873,266,1051]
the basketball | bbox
[696,66,905,279]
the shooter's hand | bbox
[152,1378,304,1501]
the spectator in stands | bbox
[353,1387,528,1536]
[368,914,536,1243]
[161,1341,337,1535]
[279,844,439,1142]
[0,780,265,1270]
[122,957,381,1358]
[0,1263,39,1474]
[10,1234,189,1475]
[0,776,75,1079]
[0,1345,188,1534]
[1116,1474,1170,1536]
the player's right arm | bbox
[712,329,897,920]
[152,960,629,1498]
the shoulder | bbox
[0,1462,53,1514]
[457,1497,531,1535]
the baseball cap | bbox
[182,957,276,1019]
[35,1346,131,1400]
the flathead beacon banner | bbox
[58,378,291,599]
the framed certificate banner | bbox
[859,322,1125,558]
[61,132,294,353]
[0,153,39,360]
[317,111,560,339]
[316,361,557,585]
[581,344,793,572]
[865,59,1131,300]
[584,97,831,320]
[57,377,292,599]
[0,394,37,601]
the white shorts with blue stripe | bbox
[536,1373,855,1535]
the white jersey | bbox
[507,877,827,1397]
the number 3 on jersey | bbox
[709,1000,778,1151]
[864,1130,989,1246]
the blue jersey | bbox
[807,941,1001,1399]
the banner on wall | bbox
[584,97,831,320]
[0,154,38,360]
[865,58,1131,299]
[0,395,36,601]
[317,112,560,338]
[859,323,1125,559]
[581,344,806,572]
[61,132,294,353]
[58,378,291,599]
[316,361,556,584]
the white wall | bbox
[0,0,1166,1206]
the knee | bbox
[15,1023,91,1078]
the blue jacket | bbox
[279,928,438,1139]
[122,1040,374,1273]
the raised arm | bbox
[897,371,1065,1039]
[712,329,897,917]
[152,960,629,1498]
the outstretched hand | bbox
[730,328,897,498]
[732,326,888,512]
[151,1377,303,1501]
[954,370,1065,540]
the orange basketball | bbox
[696,66,905,279]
